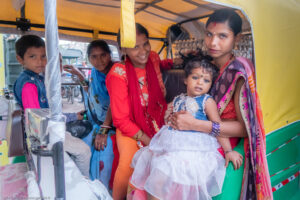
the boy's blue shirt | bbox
[14,69,49,109]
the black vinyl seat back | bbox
[6,102,25,157]
[162,69,186,103]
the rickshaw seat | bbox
[162,69,186,103]
[6,104,25,157]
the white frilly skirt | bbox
[130,125,226,200]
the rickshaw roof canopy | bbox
[1,0,226,40]
[0,0,300,134]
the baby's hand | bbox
[225,150,243,170]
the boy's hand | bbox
[63,65,81,76]
[225,150,243,170]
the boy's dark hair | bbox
[15,35,45,58]
[206,8,242,36]
[184,55,219,84]
[117,23,149,48]
[87,40,111,57]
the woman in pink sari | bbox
[170,8,272,200]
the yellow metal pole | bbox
[120,0,136,48]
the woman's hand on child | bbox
[140,134,151,146]
[94,134,108,151]
[170,111,196,130]
[225,150,243,170]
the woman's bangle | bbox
[97,127,109,135]
[211,121,220,137]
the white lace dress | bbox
[130,94,226,200]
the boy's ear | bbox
[16,55,24,65]
[184,78,187,85]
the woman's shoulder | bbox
[107,62,127,80]
[233,57,255,74]
[149,51,161,63]
[149,51,159,58]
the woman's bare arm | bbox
[205,98,232,152]
[63,65,86,82]
[103,106,112,126]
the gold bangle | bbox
[98,127,109,135]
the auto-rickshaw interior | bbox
[0,0,299,200]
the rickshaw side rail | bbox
[266,121,300,199]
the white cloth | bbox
[25,171,41,198]
[131,125,226,200]
[64,132,91,177]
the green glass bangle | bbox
[98,127,109,135]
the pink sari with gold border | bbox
[210,57,272,199]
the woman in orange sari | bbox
[106,23,176,200]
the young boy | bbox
[13,34,91,177]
